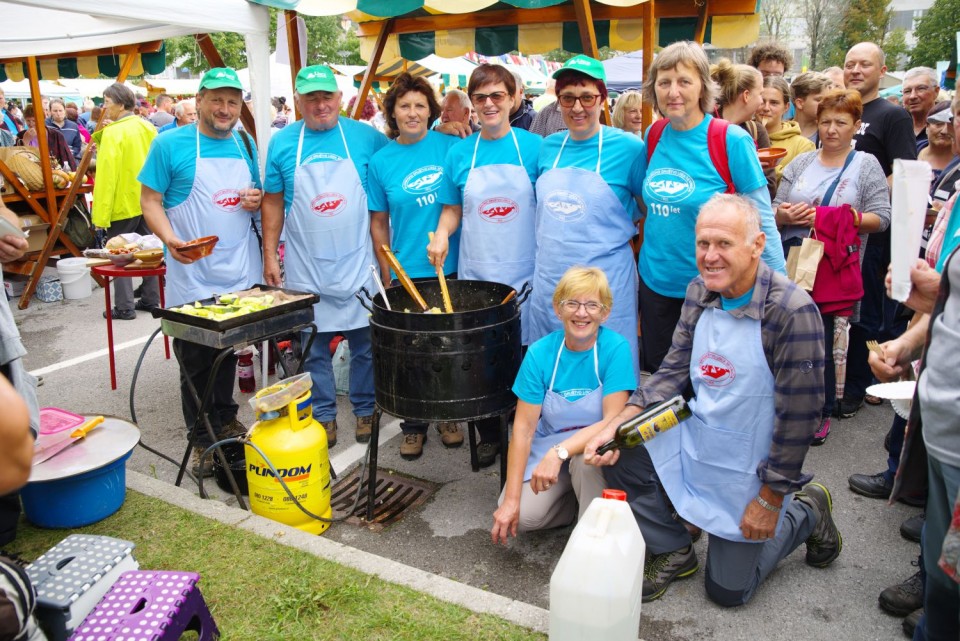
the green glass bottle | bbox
[596,395,692,454]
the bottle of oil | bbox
[596,395,691,454]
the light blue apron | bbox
[283,122,374,332]
[461,129,537,345]
[529,128,639,377]
[524,340,604,481]
[644,307,791,542]
[164,129,260,307]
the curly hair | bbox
[748,42,793,74]
[381,73,441,139]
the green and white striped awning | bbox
[260,0,761,60]
[0,45,167,83]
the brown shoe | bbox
[321,420,337,447]
[399,433,425,460]
[220,418,248,440]
[356,415,373,443]
[191,447,214,478]
[436,422,463,448]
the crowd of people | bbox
[1,35,958,641]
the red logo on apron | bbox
[698,352,736,387]
[478,197,519,224]
[311,193,347,217]
[212,189,243,212]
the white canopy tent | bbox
[0,0,273,167]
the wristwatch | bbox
[553,444,569,461]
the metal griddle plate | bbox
[155,284,318,349]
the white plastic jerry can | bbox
[549,489,646,641]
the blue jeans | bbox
[302,326,374,422]
[919,456,960,641]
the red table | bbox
[92,264,170,390]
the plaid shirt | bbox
[630,261,825,495]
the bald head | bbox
[844,42,886,102]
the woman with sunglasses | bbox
[528,55,647,377]
[491,267,636,543]
[639,41,784,374]
[428,64,543,467]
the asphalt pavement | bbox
[13,282,922,641]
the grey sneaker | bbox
[356,415,373,443]
[879,567,923,616]
[321,420,337,448]
[436,422,464,448]
[642,545,699,602]
[795,483,842,567]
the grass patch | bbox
[12,490,545,641]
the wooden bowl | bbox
[757,147,788,168]
[178,236,219,261]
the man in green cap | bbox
[262,65,387,448]
[138,66,263,476]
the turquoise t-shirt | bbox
[536,125,647,222]
[438,128,542,206]
[639,114,773,299]
[138,124,261,209]
[263,118,388,211]
[512,327,637,405]
[936,210,960,273]
[720,286,755,311]
[367,131,460,279]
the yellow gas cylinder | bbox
[245,383,331,535]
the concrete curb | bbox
[126,470,550,634]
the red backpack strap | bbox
[707,118,736,194]
[645,118,670,163]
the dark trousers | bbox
[638,275,684,374]
[105,216,160,312]
[845,240,906,401]
[174,338,238,449]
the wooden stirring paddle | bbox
[380,245,429,311]
[428,232,454,313]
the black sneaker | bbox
[834,396,864,419]
[103,307,136,321]
[794,483,842,567]
[135,299,158,312]
[879,568,923,616]
[903,609,923,638]
[642,545,699,602]
[900,513,924,543]
[477,441,500,468]
[848,471,892,499]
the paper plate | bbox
[866,381,916,401]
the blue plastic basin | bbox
[21,452,131,528]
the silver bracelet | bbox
[755,495,782,512]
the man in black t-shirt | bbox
[839,42,916,419]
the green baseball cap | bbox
[296,65,339,94]
[552,55,607,83]
[199,67,243,91]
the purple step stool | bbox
[68,570,219,641]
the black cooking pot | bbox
[357,280,531,422]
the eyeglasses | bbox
[558,93,601,108]
[470,91,508,105]
[560,300,606,314]
[903,85,933,95]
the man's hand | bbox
[263,255,282,287]
[435,121,471,138]
[241,186,262,212]
[868,337,914,382]
[0,234,28,264]
[584,421,620,467]
[164,237,196,265]
[886,261,941,315]
[739,497,778,541]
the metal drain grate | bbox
[331,467,438,532]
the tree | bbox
[802,0,843,70]
[164,33,249,73]
[822,0,895,68]
[910,0,960,69]
[883,28,910,70]
[761,0,792,42]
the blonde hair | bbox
[553,267,613,311]
[643,41,716,116]
[711,59,762,108]
[612,91,642,130]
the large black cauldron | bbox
[357,280,530,422]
